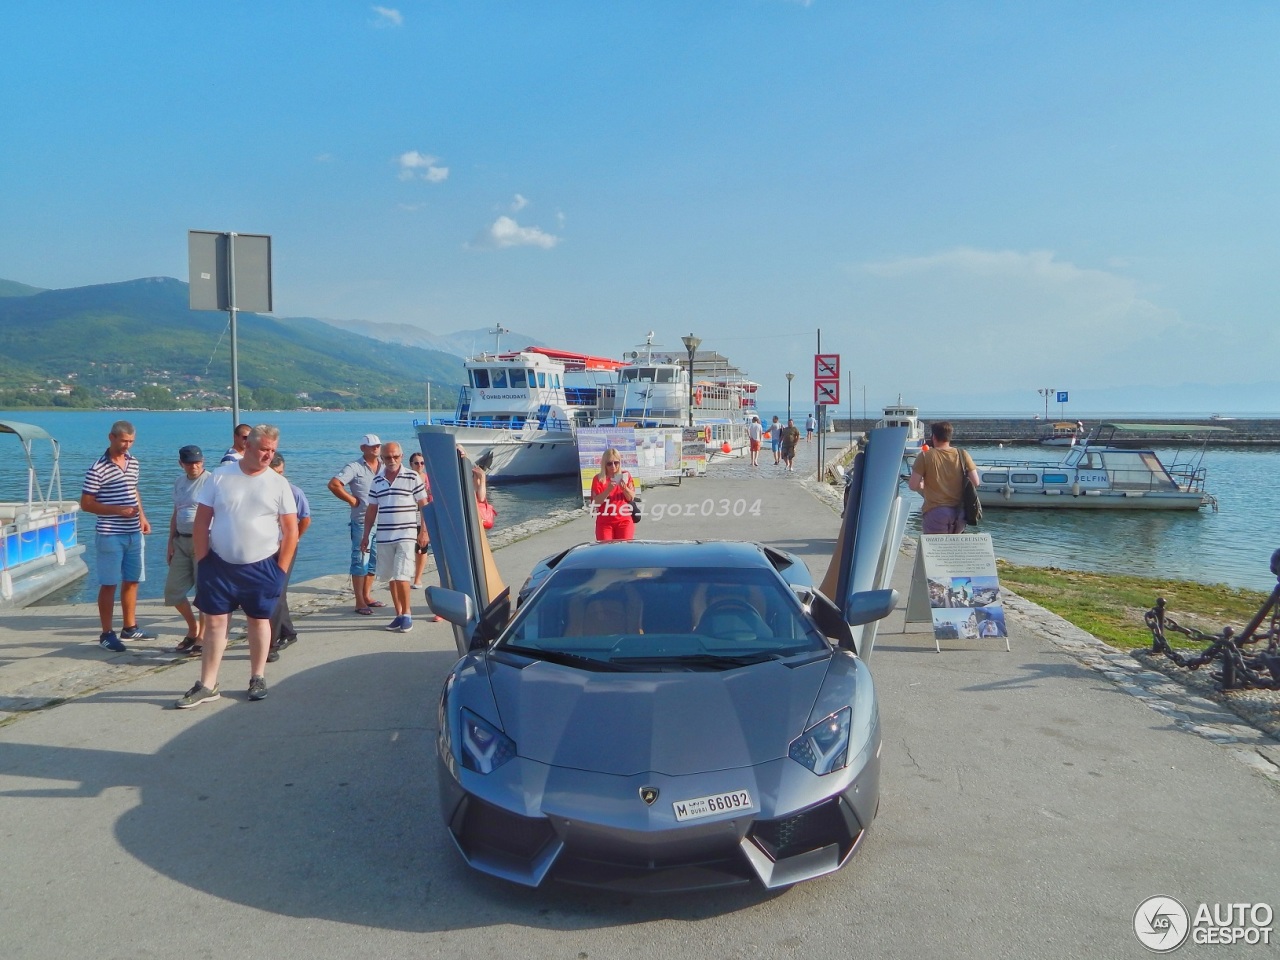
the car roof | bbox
[553,540,780,572]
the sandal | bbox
[355,606,374,616]
[174,636,201,656]
[367,600,387,608]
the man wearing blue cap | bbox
[167,444,211,654]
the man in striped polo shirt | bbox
[360,441,428,633]
[80,420,153,652]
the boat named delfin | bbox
[975,422,1226,511]
[1,420,88,608]
[418,347,624,481]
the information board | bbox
[905,533,1010,652]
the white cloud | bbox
[397,150,448,182]
[846,247,1200,391]
[371,6,403,28]
[511,194,528,212]
[468,216,560,250]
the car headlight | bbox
[459,708,516,774]
[788,707,851,775]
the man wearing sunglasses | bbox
[360,441,428,632]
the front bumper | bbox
[437,743,880,893]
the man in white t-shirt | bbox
[175,424,298,709]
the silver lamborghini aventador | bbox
[418,425,909,893]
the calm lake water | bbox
[4,412,1277,603]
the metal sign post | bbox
[188,230,273,429]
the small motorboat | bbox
[877,397,926,457]
[1,419,88,607]
[1038,420,1086,446]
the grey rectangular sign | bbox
[188,231,273,313]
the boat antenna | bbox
[490,324,509,354]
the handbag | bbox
[630,495,643,524]
[477,499,497,530]
[957,449,982,525]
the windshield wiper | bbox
[608,652,782,671]
[496,647,617,672]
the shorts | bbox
[349,517,377,576]
[195,550,286,619]
[749,439,762,452]
[771,437,782,452]
[922,505,966,536]
[375,539,416,583]
[163,534,198,604]
[96,532,145,586]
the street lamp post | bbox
[786,372,795,422]
[681,334,701,427]
[1037,387,1054,421]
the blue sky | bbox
[2,2,1277,412]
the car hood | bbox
[487,655,833,776]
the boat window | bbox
[980,472,1008,483]
[1010,473,1040,484]
[508,369,527,388]
[621,369,638,382]
[657,369,675,383]
[554,374,561,388]
[537,373,547,388]
[1063,448,1083,467]
[491,370,508,388]
[1042,473,1069,484]
[471,369,490,388]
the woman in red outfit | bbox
[590,448,636,541]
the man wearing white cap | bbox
[327,434,384,614]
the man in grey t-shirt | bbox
[167,445,211,655]
[327,434,383,614]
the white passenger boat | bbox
[1,420,88,608]
[594,337,758,454]
[418,347,624,480]
[876,397,926,456]
[975,423,1223,511]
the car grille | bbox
[453,797,557,862]
[748,797,859,861]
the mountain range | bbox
[0,276,543,410]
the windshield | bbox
[498,565,828,669]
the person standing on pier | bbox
[361,441,428,632]
[780,418,801,472]
[805,413,817,442]
[748,415,763,467]
[167,445,210,656]
[908,421,981,535]
[591,448,636,541]
[175,424,297,708]
[266,453,310,660]
[770,415,783,465]
[81,419,153,652]
[328,434,383,615]
[220,423,251,464]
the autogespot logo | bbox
[1134,896,1190,953]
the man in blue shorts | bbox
[175,424,298,708]
[81,420,154,652]
[328,434,383,615]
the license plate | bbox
[672,789,753,822]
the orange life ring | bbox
[694,387,703,406]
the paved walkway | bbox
[1,437,1276,960]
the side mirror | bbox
[469,588,512,650]
[844,588,899,627]
[426,587,474,627]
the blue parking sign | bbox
[1056,391,1068,403]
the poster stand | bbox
[905,533,1010,652]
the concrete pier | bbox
[1,435,1276,960]
[832,415,1280,446]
